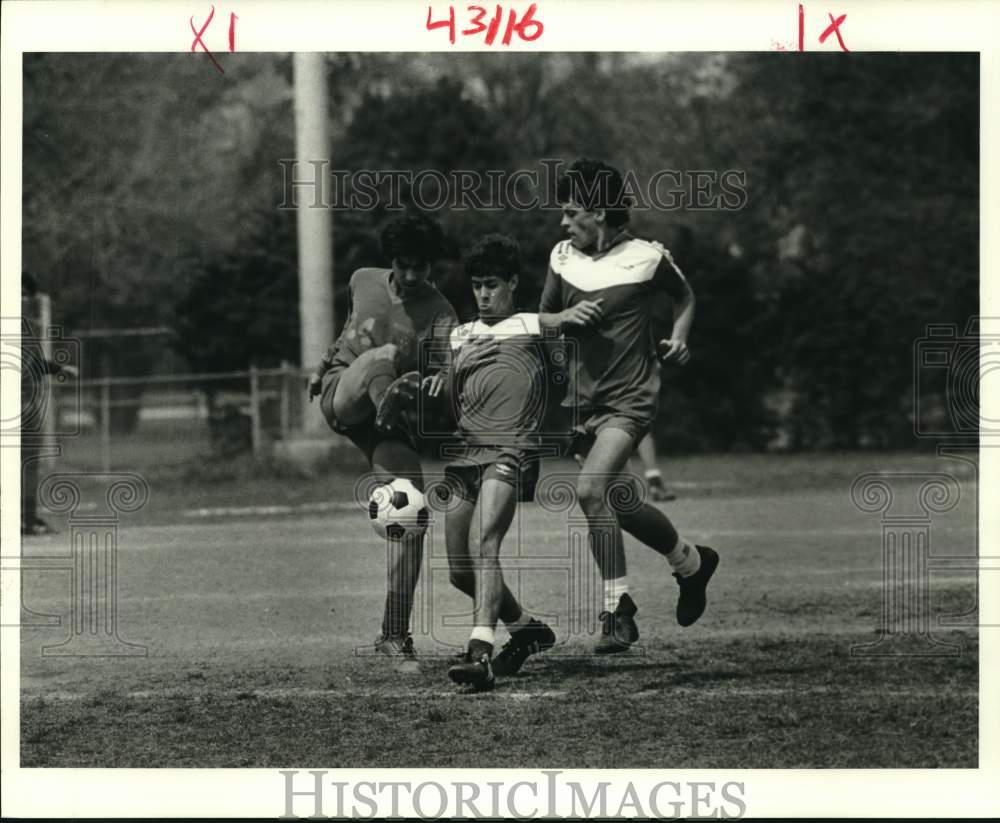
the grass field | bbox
[19,452,978,768]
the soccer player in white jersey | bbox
[436,234,557,691]
[538,158,720,654]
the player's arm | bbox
[422,311,460,399]
[424,330,498,400]
[654,251,695,366]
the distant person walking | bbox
[21,273,77,536]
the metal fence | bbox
[51,363,310,473]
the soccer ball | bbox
[368,478,430,541]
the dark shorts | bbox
[319,368,417,464]
[444,446,541,504]
[569,406,652,461]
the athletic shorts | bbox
[319,368,417,464]
[569,406,652,461]
[444,446,541,504]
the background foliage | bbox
[22,53,977,450]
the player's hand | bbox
[456,335,500,373]
[306,371,323,402]
[392,372,422,400]
[658,338,690,366]
[560,300,604,328]
[422,372,447,398]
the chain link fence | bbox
[50,364,311,473]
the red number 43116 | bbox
[426,4,544,45]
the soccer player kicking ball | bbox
[539,158,720,654]
[307,214,461,673]
[431,234,557,692]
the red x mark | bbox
[190,5,225,74]
[819,12,849,52]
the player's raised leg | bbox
[369,437,426,673]
[612,472,719,627]
[321,343,401,428]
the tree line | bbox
[22,53,977,450]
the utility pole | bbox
[293,53,334,434]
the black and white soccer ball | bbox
[368,478,430,541]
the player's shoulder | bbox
[350,267,390,289]
[548,240,574,272]
[624,237,685,280]
[505,312,541,337]
[626,237,674,264]
[450,320,477,349]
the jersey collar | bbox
[580,229,632,260]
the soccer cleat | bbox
[492,619,556,676]
[647,476,677,502]
[595,593,639,654]
[374,633,421,674]
[674,544,720,627]
[448,651,496,692]
[374,371,421,432]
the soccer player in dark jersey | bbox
[435,234,557,691]
[538,158,720,654]
[306,214,461,673]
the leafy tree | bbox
[174,208,299,373]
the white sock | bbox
[604,577,629,612]
[470,626,496,646]
[666,538,701,577]
[504,612,532,633]
[644,468,663,481]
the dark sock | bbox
[468,639,493,660]
[497,585,523,625]
[381,589,412,638]
[618,503,679,557]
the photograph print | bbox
[15,48,979,772]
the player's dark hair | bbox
[555,157,632,228]
[463,234,521,282]
[379,213,448,264]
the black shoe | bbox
[674,545,719,627]
[374,371,420,432]
[492,619,556,676]
[448,651,495,692]
[595,593,639,654]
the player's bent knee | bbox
[372,342,400,363]
[476,537,504,559]
[576,478,608,516]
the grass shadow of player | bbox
[516,656,760,690]
[518,654,685,679]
